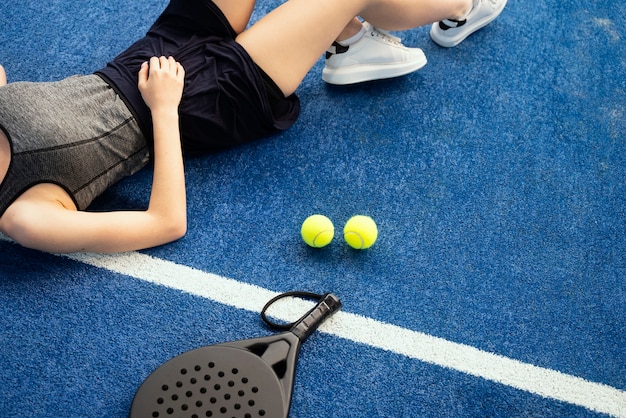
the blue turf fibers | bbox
[0,0,624,416]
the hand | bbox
[138,56,185,112]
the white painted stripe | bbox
[62,251,626,418]
[1,235,624,417]
[329,314,626,417]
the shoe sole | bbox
[430,0,508,48]
[322,54,427,85]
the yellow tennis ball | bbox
[301,214,334,248]
[343,215,378,249]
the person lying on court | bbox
[0,0,506,254]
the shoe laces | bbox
[364,22,402,45]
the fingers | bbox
[175,62,185,82]
[137,56,186,110]
[138,61,149,84]
[176,61,185,78]
[147,56,183,75]
[138,56,184,89]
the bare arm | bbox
[0,64,6,86]
[0,57,187,253]
[137,56,188,245]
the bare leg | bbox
[236,0,471,96]
[211,0,366,40]
[210,0,433,90]
[0,65,6,87]
[336,17,366,42]
[211,0,256,34]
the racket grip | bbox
[290,293,342,341]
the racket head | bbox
[129,345,287,418]
[130,293,341,418]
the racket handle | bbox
[290,293,342,341]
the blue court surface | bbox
[1,0,625,417]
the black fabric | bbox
[96,0,300,153]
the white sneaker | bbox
[430,0,507,47]
[322,22,427,85]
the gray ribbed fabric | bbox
[0,75,148,215]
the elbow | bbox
[147,191,187,234]
[148,204,187,246]
[163,211,187,243]
[171,219,187,241]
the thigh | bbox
[212,0,256,34]
[236,0,363,96]
[150,0,254,37]
[236,0,469,96]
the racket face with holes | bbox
[130,345,287,418]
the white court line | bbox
[0,232,622,417]
[58,250,626,418]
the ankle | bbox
[335,18,366,45]
[451,0,474,20]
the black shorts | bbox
[96,0,300,153]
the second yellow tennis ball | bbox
[301,214,334,248]
[343,215,378,249]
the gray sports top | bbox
[0,75,149,216]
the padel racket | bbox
[129,291,341,418]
